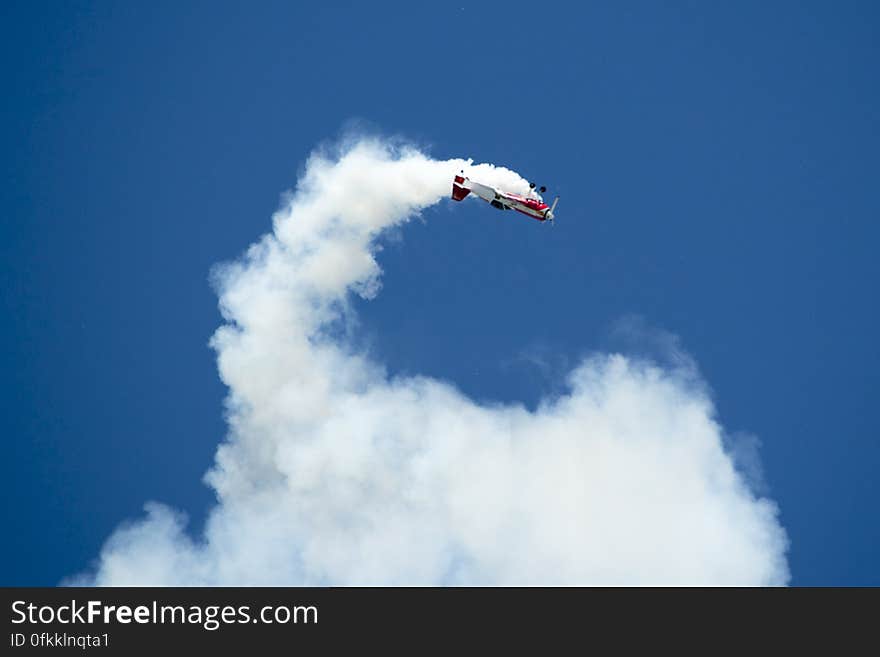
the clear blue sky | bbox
[2,1,877,585]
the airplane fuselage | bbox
[452,175,555,222]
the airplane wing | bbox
[466,180,498,203]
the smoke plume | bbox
[78,137,789,585]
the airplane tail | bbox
[451,174,471,201]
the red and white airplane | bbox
[452,172,559,223]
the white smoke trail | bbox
[79,137,789,585]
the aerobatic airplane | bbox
[451,172,559,223]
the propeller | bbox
[545,196,560,226]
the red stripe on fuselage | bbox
[502,193,548,212]
[513,206,546,221]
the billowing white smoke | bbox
[81,138,789,585]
